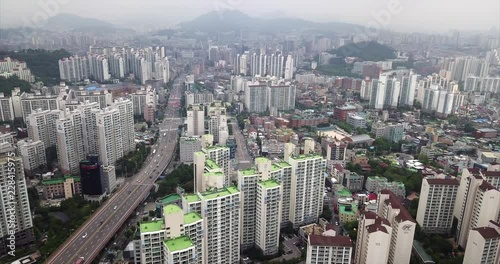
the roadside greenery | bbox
[115,143,150,177]
[153,164,194,199]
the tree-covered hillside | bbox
[330,41,396,61]
[0,76,32,96]
[0,49,71,85]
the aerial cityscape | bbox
[0,0,499,264]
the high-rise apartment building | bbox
[267,85,296,113]
[17,139,46,175]
[377,190,416,264]
[284,55,294,79]
[0,93,14,122]
[72,88,112,110]
[286,143,325,227]
[255,179,281,256]
[56,109,86,174]
[307,235,353,264]
[355,211,392,264]
[187,104,205,137]
[463,221,500,264]
[76,101,100,155]
[206,104,228,144]
[112,98,135,154]
[416,178,459,234]
[183,187,241,264]
[18,92,61,122]
[179,137,202,164]
[454,168,500,248]
[79,155,104,196]
[193,146,231,191]
[96,107,123,166]
[369,79,385,110]
[0,144,34,255]
[130,86,157,116]
[27,109,62,148]
[245,84,268,113]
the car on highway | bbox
[75,257,85,264]
[82,233,87,239]
[114,206,117,210]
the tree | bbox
[417,154,429,165]
[140,126,147,132]
[463,123,475,133]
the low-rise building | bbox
[347,114,366,128]
[41,176,81,199]
[339,204,358,224]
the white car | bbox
[114,206,117,210]
[82,233,88,238]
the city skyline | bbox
[0,0,498,33]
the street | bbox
[230,120,252,170]
[45,75,185,264]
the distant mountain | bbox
[330,41,396,61]
[43,14,115,31]
[180,10,358,33]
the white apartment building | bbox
[463,221,500,264]
[72,88,112,110]
[238,168,260,251]
[200,146,230,187]
[255,179,282,256]
[179,137,202,164]
[56,110,86,174]
[346,114,365,128]
[17,139,46,174]
[0,93,14,122]
[140,220,166,264]
[417,178,459,234]
[0,57,35,82]
[163,236,196,264]
[267,85,296,112]
[130,86,157,116]
[101,165,116,194]
[206,105,228,144]
[186,104,205,137]
[455,168,500,248]
[185,92,214,108]
[27,109,62,148]
[245,84,268,113]
[0,133,13,146]
[21,93,60,123]
[58,55,90,82]
[355,211,392,264]
[184,187,241,264]
[0,144,34,251]
[286,143,326,227]
[96,107,123,166]
[306,235,353,264]
[377,190,416,264]
[76,101,100,155]
[369,79,386,110]
[112,98,135,154]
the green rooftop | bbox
[278,162,291,168]
[164,236,194,252]
[163,204,183,215]
[140,220,164,233]
[205,159,219,169]
[202,186,240,200]
[258,179,280,189]
[271,164,281,171]
[204,171,224,177]
[240,168,257,176]
[337,188,352,198]
[159,194,181,205]
[255,157,269,163]
[184,212,202,225]
[184,194,201,203]
[292,154,322,161]
[42,175,80,185]
[339,204,358,215]
[204,145,228,151]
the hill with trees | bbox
[330,41,396,61]
[0,49,71,85]
[0,76,32,96]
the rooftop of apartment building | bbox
[202,186,239,200]
[164,236,194,252]
[159,194,181,205]
[140,219,164,233]
[339,204,358,215]
[309,235,353,247]
[184,193,201,203]
[184,212,203,225]
[164,204,183,215]
[258,179,280,189]
[380,190,415,223]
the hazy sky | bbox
[0,0,498,32]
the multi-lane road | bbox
[46,76,185,264]
[230,120,252,170]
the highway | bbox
[46,75,185,264]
